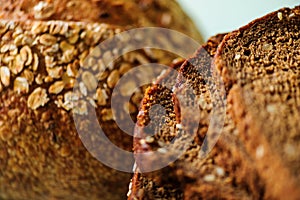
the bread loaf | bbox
[129,34,264,199]
[214,6,300,199]
[0,1,202,199]
[1,0,202,40]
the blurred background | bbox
[178,0,299,40]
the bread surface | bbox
[129,34,264,200]
[214,6,300,199]
[131,6,300,199]
[0,1,202,199]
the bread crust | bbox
[214,5,300,199]
[0,0,203,42]
[0,1,203,199]
[130,34,264,200]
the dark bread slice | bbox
[0,2,202,199]
[214,6,300,199]
[129,34,264,199]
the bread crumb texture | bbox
[215,6,300,199]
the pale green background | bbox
[178,0,299,40]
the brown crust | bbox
[214,6,300,89]
[130,34,264,199]
[0,0,203,42]
[0,1,203,199]
[214,5,300,199]
[228,86,299,199]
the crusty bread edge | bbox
[213,6,300,199]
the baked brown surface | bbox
[0,0,202,41]
[129,34,264,200]
[214,6,300,199]
[0,1,203,199]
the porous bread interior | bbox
[131,35,265,200]
[215,6,300,199]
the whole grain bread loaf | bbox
[129,34,265,200]
[0,0,202,40]
[214,6,300,199]
[0,1,202,199]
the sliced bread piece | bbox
[129,34,265,200]
[214,6,300,199]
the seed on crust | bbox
[101,108,114,121]
[49,22,68,35]
[79,82,88,96]
[91,47,101,58]
[87,97,97,108]
[87,57,97,68]
[27,87,49,110]
[0,22,8,35]
[107,70,120,88]
[60,41,75,52]
[49,81,65,94]
[62,73,75,89]
[13,77,29,94]
[21,35,34,46]
[44,44,60,54]
[161,13,172,26]
[44,76,54,83]
[21,69,34,85]
[47,66,63,79]
[32,53,39,71]
[3,56,14,65]
[32,22,48,35]
[66,63,78,77]
[123,52,149,64]
[82,71,98,92]
[33,1,55,20]
[10,47,18,56]
[62,49,75,63]
[63,91,78,110]
[97,70,109,81]
[20,46,33,66]
[95,88,108,106]
[103,51,113,68]
[119,63,131,75]
[45,56,56,68]
[203,174,216,182]
[14,35,23,46]
[0,44,10,53]
[12,54,25,75]
[0,66,10,87]
[277,12,283,20]
[39,34,57,46]
[73,100,88,115]
[68,33,79,44]
[120,81,136,96]
[35,74,44,85]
